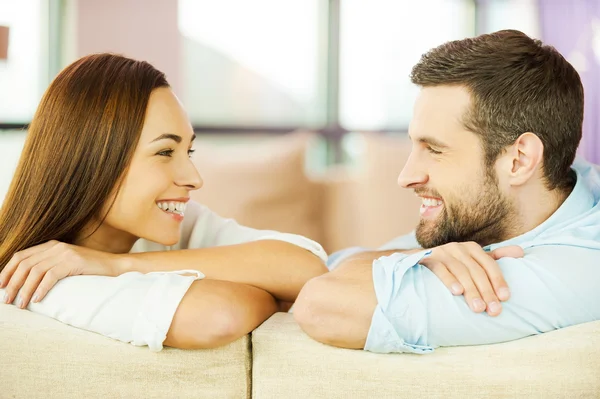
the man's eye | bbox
[426,146,442,155]
[157,149,174,157]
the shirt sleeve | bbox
[326,247,369,271]
[2,270,203,352]
[328,232,421,271]
[177,201,327,263]
[365,245,600,354]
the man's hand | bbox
[421,242,524,317]
[0,240,122,309]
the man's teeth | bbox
[157,201,187,214]
[421,198,443,207]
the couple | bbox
[1,30,599,353]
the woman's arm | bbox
[0,240,326,308]
[3,271,277,350]
[119,240,328,302]
[165,279,277,349]
[0,202,328,307]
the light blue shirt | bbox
[328,158,600,354]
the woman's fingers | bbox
[0,240,58,289]
[29,265,66,305]
[16,259,61,308]
[2,245,57,304]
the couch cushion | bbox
[190,130,324,247]
[252,313,600,399]
[331,132,421,249]
[2,305,251,399]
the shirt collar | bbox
[485,162,595,251]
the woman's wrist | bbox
[109,253,133,276]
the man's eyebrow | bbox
[151,133,196,144]
[408,134,449,149]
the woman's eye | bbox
[187,149,196,158]
[427,146,442,155]
[157,149,174,157]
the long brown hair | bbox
[0,53,169,271]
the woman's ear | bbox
[504,132,544,186]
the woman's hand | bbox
[0,240,122,308]
[421,242,524,317]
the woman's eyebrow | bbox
[151,133,182,144]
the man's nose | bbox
[397,152,428,188]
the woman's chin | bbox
[146,232,180,247]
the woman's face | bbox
[83,88,202,252]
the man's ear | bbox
[500,132,544,186]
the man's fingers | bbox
[490,245,524,260]
[421,258,464,295]
[442,258,487,313]
[457,255,503,316]
[0,240,58,289]
[472,250,511,301]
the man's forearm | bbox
[164,279,277,349]
[116,240,327,302]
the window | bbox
[178,0,328,128]
[339,0,475,131]
[0,0,54,123]
[479,0,540,38]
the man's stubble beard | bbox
[415,171,517,248]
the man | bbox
[294,30,600,353]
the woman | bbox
[0,54,327,351]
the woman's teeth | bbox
[421,198,443,207]
[156,201,186,214]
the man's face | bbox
[399,85,515,248]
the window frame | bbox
[0,0,479,154]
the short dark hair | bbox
[410,29,583,192]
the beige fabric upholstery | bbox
[252,313,600,399]
[191,131,324,247]
[318,132,422,251]
[2,305,251,399]
[352,132,421,248]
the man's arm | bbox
[295,244,597,353]
[294,257,378,349]
[292,248,424,348]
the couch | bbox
[3,131,599,398]
[3,306,599,398]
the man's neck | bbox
[511,180,574,239]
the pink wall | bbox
[75,0,182,95]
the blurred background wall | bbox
[0,0,597,251]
